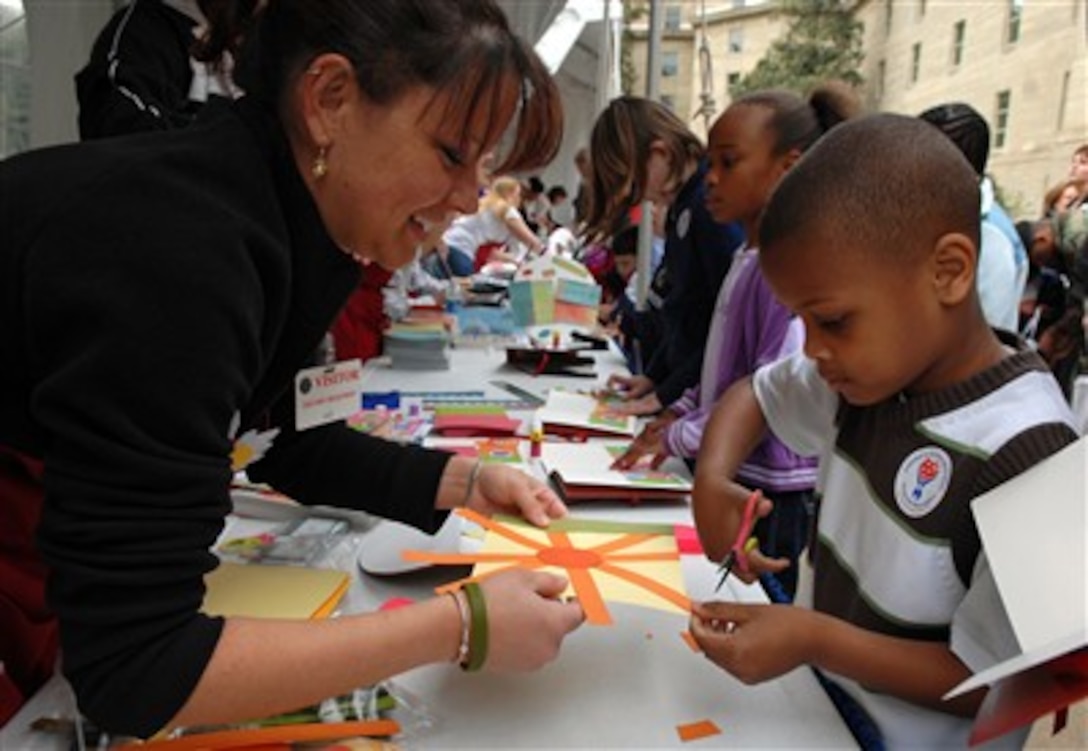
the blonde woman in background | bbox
[431,174,545,277]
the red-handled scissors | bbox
[714,489,762,593]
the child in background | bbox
[429,175,544,278]
[689,114,1079,748]
[612,83,859,598]
[585,96,744,414]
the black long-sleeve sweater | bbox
[0,97,450,736]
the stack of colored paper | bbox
[383,323,450,370]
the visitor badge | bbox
[294,359,364,431]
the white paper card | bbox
[971,438,1088,654]
[945,631,1086,699]
[537,390,637,437]
[294,359,364,431]
[541,441,693,491]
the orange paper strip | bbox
[680,630,701,653]
[676,719,721,743]
[116,720,401,751]
[597,561,692,612]
[457,508,547,551]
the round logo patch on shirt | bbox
[894,446,952,518]
[676,208,691,240]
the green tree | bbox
[621,1,647,95]
[732,0,864,97]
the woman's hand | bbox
[689,602,818,685]
[468,464,567,526]
[478,569,585,671]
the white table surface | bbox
[350,515,855,749]
[2,338,857,749]
[351,342,857,748]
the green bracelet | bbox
[461,582,489,672]
[461,461,482,507]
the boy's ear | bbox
[780,147,804,171]
[931,232,977,305]
[296,52,357,151]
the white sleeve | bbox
[751,351,837,457]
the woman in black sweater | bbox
[0,0,583,736]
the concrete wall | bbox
[855,0,1088,218]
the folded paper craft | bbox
[505,345,597,378]
[402,509,691,626]
[536,390,637,438]
[943,438,1088,745]
[541,441,692,504]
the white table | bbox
[350,517,855,748]
[359,336,630,409]
[349,343,857,747]
[2,342,858,749]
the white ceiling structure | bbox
[19,1,622,195]
[498,0,621,194]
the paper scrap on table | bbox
[676,719,721,743]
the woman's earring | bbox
[312,146,329,179]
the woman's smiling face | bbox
[308,71,519,271]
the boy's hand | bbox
[728,545,791,585]
[689,602,816,684]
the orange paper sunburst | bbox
[403,509,691,625]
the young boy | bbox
[689,113,1079,748]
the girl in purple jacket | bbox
[614,82,861,597]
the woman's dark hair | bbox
[732,80,861,157]
[584,97,703,242]
[194,0,563,174]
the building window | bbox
[661,50,679,77]
[910,42,922,83]
[732,0,746,8]
[876,59,886,101]
[728,27,744,53]
[918,0,926,19]
[726,71,740,95]
[664,5,682,31]
[660,94,676,111]
[994,90,1011,149]
[952,20,966,66]
[885,0,894,35]
[1006,0,1022,44]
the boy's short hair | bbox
[760,113,980,267]
[917,102,990,177]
